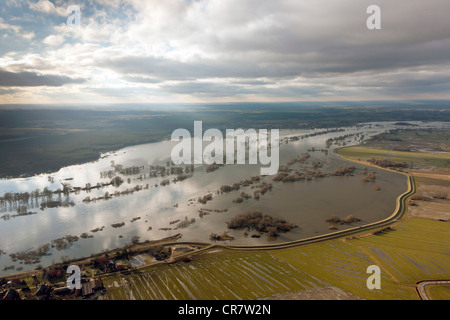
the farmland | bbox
[100,217,449,300]
[424,283,450,300]
[336,146,450,169]
[336,128,450,172]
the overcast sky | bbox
[1,0,450,104]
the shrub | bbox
[198,193,213,204]
[362,172,376,182]
[331,166,356,176]
[110,176,124,187]
[111,222,125,228]
[343,215,361,223]
[325,215,342,224]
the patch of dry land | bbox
[408,183,450,221]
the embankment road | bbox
[168,173,416,253]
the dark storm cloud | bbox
[2,0,450,101]
[98,55,305,81]
[96,1,450,88]
[160,81,253,97]
[0,69,86,87]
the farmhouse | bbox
[81,278,103,297]
[2,289,20,300]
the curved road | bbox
[416,280,450,300]
[165,173,415,253]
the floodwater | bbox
[0,121,446,275]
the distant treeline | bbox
[0,103,449,178]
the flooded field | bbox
[0,121,447,275]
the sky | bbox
[0,0,450,104]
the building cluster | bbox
[1,275,104,300]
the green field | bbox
[426,284,450,300]
[101,217,450,300]
[367,128,450,152]
[336,146,450,168]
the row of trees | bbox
[368,159,409,169]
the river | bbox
[0,121,446,275]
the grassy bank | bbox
[336,146,450,168]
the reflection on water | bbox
[0,121,447,275]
